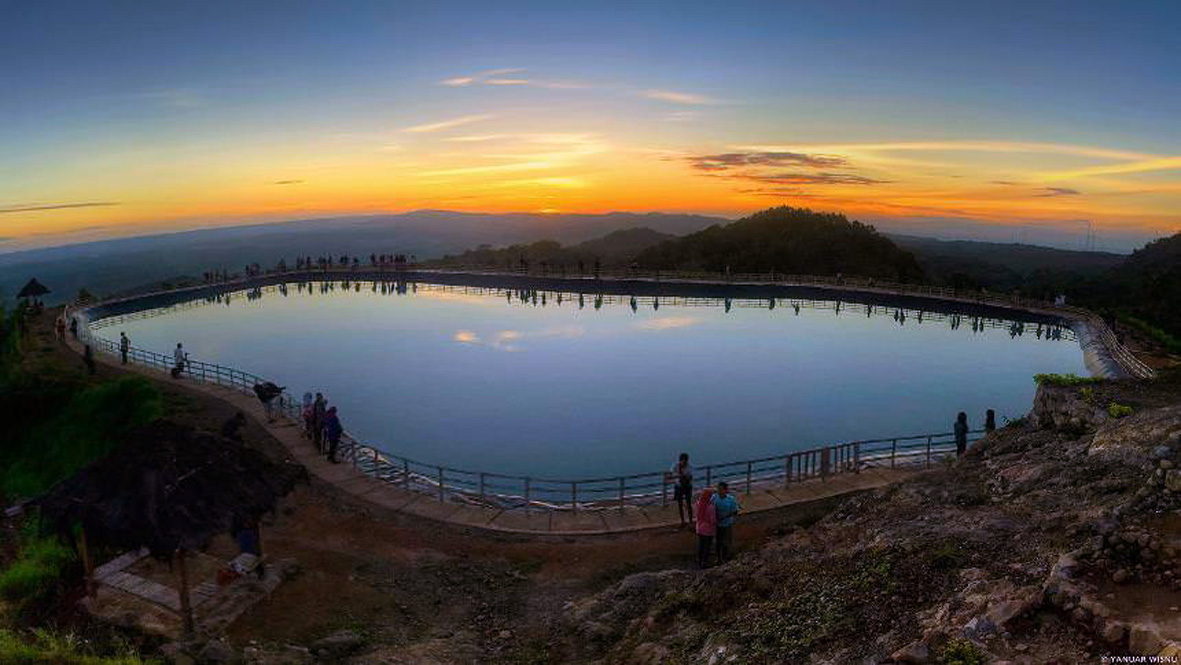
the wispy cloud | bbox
[643,89,716,105]
[272,179,304,185]
[442,134,511,143]
[485,78,530,86]
[637,316,699,331]
[402,114,494,133]
[439,76,475,87]
[0,201,120,214]
[717,172,888,186]
[437,68,587,91]
[1043,156,1181,179]
[454,331,480,344]
[738,141,1154,162]
[687,151,847,171]
[1034,186,1081,197]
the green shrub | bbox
[939,638,986,665]
[0,628,155,664]
[1033,373,1102,387]
[1108,402,1134,418]
[1,376,162,497]
[0,533,75,619]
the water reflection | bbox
[91,279,1084,477]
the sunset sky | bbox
[2,1,1179,252]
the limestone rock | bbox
[310,630,364,659]
[890,640,932,664]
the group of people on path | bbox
[301,392,343,463]
[668,453,741,568]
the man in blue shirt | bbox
[712,482,740,563]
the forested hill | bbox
[1099,231,1181,337]
[429,227,676,270]
[634,206,924,281]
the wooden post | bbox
[854,442,861,473]
[479,473,486,502]
[618,477,625,512]
[784,455,791,487]
[821,447,831,479]
[524,478,531,514]
[175,548,194,636]
[79,526,96,597]
[891,439,897,468]
[571,482,578,513]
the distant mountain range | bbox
[0,211,723,304]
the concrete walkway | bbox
[71,336,920,535]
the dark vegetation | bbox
[431,227,675,272]
[0,305,161,661]
[634,207,925,281]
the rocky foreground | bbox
[558,375,1181,664]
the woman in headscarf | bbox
[301,392,314,439]
[694,487,717,569]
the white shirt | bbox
[174,347,185,365]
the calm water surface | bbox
[94,281,1086,477]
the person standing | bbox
[694,488,717,568]
[312,392,327,452]
[712,482,740,564]
[984,409,996,433]
[668,453,694,527]
[301,392,315,438]
[955,412,969,456]
[323,406,343,463]
[171,343,187,378]
[119,332,130,364]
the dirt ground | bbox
[30,307,844,661]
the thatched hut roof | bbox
[17,278,50,299]
[37,420,306,556]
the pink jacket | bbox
[695,501,717,537]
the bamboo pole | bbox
[175,548,194,636]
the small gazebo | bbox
[37,420,305,634]
[17,278,50,301]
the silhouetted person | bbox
[712,482,740,563]
[324,406,343,463]
[668,453,694,527]
[82,344,96,375]
[695,487,717,568]
[119,332,130,364]
[955,411,969,456]
[253,381,285,423]
[312,392,327,452]
[985,409,996,433]
[221,411,247,443]
[171,343,186,378]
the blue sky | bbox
[2,0,1179,251]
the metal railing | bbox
[78,316,982,513]
[335,429,984,513]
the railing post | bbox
[524,478,531,514]
[854,442,861,473]
[891,439,897,468]
[784,455,791,487]
[438,467,444,502]
[479,473,486,502]
[571,482,578,513]
[745,461,752,494]
[821,447,831,479]
[925,436,933,467]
